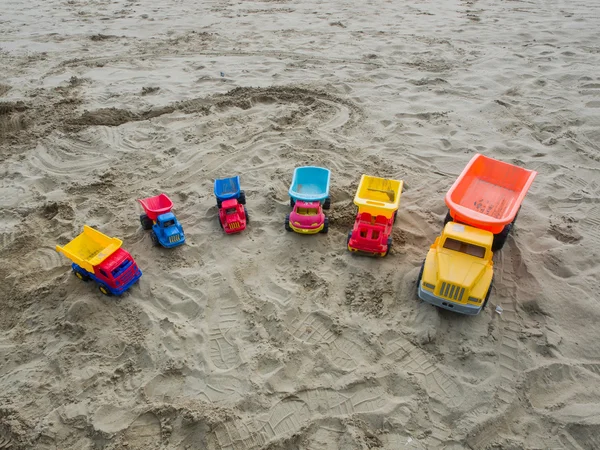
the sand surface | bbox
[1,0,600,448]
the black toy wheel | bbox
[347,231,352,246]
[73,269,90,282]
[383,237,393,257]
[321,217,329,234]
[150,231,159,246]
[482,277,494,310]
[491,224,512,252]
[239,191,246,205]
[285,214,292,232]
[290,198,296,208]
[393,210,398,222]
[244,207,249,224]
[217,198,222,208]
[323,197,331,210]
[416,261,425,296]
[443,210,453,226]
[99,284,112,296]
[140,214,152,230]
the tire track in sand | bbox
[291,313,372,371]
[205,270,242,371]
[467,242,532,449]
[213,383,397,450]
[382,335,460,444]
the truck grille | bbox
[439,282,465,302]
[228,222,240,229]
[119,265,137,284]
[169,234,181,243]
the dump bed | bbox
[354,175,403,219]
[214,176,241,201]
[138,193,173,221]
[445,154,537,234]
[288,166,330,202]
[56,225,123,273]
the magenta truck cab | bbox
[285,200,329,234]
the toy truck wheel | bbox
[416,261,424,296]
[217,198,222,208]
[482,277,494,310]
[244,207,250,224]
[346,231,352,246]
[73,269,90,282]
[491,224,512,252]
[383,237,393,257]
[285,214,292,232]
[140,214,152,230]
[443,211,453,226]
[393,210,398,222]
[239,191,246,205]
[98,284,112,296]
[290,198,295,208]
[323,197,331,210]
[321,217,329,234]
[150,231,159,246]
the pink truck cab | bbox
[285,200,329,234]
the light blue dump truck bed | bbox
[288,166,330,202]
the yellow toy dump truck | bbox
[56,225,142,296]
[347,175,403,257]
[417,154,537,315]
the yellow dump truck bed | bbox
[56,225,122,273]
[354,175,403,219]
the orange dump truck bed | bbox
[445,154,537,234]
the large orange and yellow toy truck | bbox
[417,154,537,315]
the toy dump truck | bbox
[347,175,403,257]
[285,166,331,234]
[417,154,537,315]
[138,194,185,248]
[56,225,142,296]
[214,176,249,234]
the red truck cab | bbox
[219,198,248,234]
[89,248,141,295]
[347,212,394,257]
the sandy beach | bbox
[1,0,600,448]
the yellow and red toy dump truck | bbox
[417,154,537,315]
[56,225,142,296]
[347,175,403,257]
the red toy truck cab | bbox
[347,212,394,257]
[285,200,328,234]
[219,198,248,234]
[91,248,142,295]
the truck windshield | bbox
[443,237,486,258]
[226,208,237,215]
[297,208,318,215]
[112,258,132,277]
[162,219,175,227]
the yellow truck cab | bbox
[417,222,494,315]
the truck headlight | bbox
[423,282,435,290]
[468,296,481,303]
